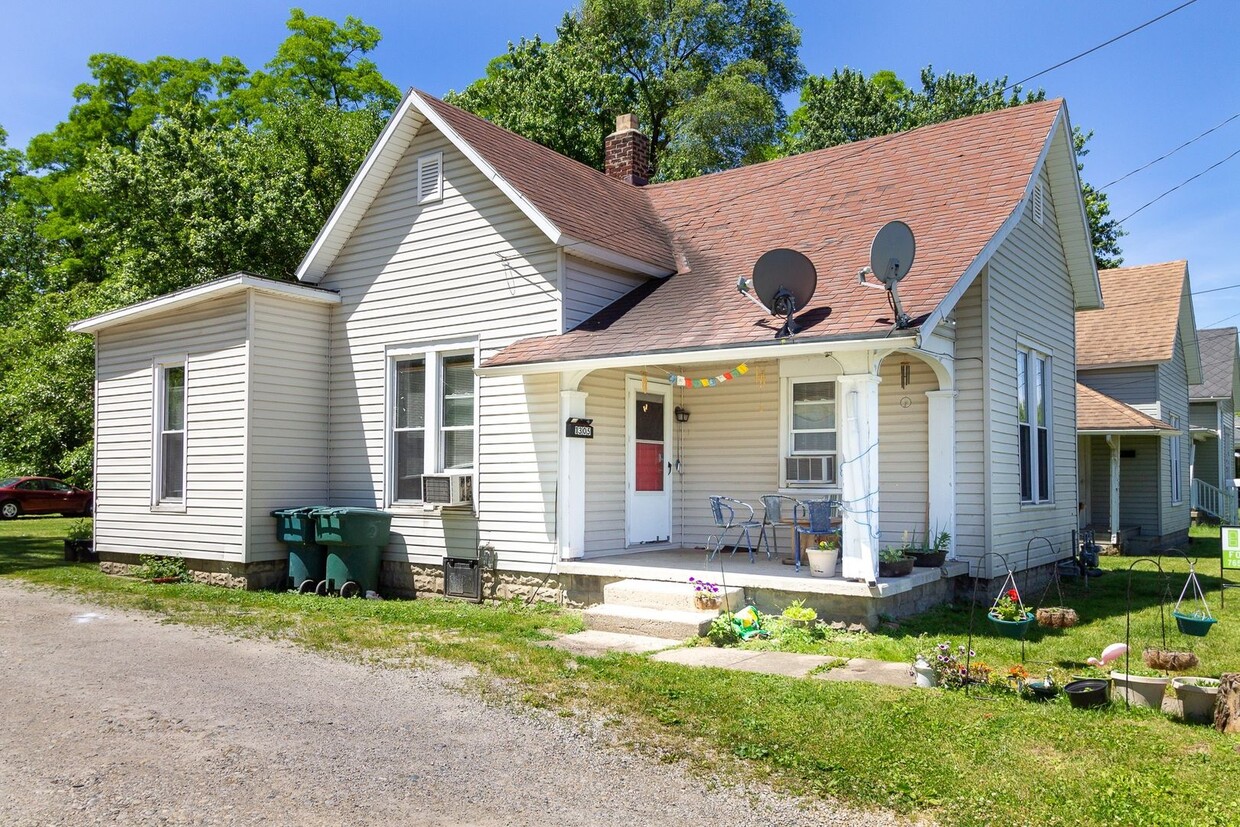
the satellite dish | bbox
[749,249,817,339]
[869,220,916,286]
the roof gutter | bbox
[1078,428,1178,436]
[478,331,918,378]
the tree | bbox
[786,66,1123,269]
[450,0,804,179]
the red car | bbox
[0,476,93,519]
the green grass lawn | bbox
[4,517,1239,827]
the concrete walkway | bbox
[547,631,913,688]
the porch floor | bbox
[559,548,968,598]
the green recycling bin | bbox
[271,507,328,593]
[310,507,392,598]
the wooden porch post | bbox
[559,388,588,560]
[1107,434,1121,546]
[837,372,881,582]
[926,390,956,558]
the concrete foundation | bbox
[98,552,287,590]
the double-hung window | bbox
[390,346,476,504]
[784,379,837,486]
[1017,346,1052,503]
[1169,414,1182,504]
[155,362,186,504]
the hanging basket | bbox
[1173,611,1217,637]
[988,611,1035,639]
[1142,647,1199,672]
[1035,606,1079,628]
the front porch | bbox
[559,547,969,628]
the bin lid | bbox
[271,506,329,517]
[309,506,391,517]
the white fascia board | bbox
[1077,359,1164,371]
[407,89,564,248]
[1078,428,1176,436]
[1179,272,1204,384]
[477,332,917,378]
[563,236,674,278]
[296,91,422,283]
[1050,105,1103,311]
[68,274,339,334]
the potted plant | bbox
[1064,678,1110,709]
[804,535,839,577]
[878,546,914,577]
[781,599,817,627]
[988,588,1035,639]
[1172,609,1217,637]
[1035,606,1079,628]
[1109,667,1170,709]
[1142,647,1198,672]
[911,529,950,568]
[63,519,94,562]
[688,577,722,611]
[909,640,976,689]
[1171,676,1220,724]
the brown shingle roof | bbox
[1076,261,1187,368]
[1189,327,1239,400]
[1076,382,1175,432]
[485,99,1065,367]
[419,92,676,272]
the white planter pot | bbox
[1172,677,1220,724]
[804,547,839,578]
[912,660,937,689]
[1109,671,1169,709]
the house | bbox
[1075,262,1201,551]
[1188,327,1240,522]
[71,91,1101,617]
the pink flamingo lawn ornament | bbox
[1086,643,1128,668]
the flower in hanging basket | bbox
[1142,648,1199,672]
[991,589,1028,622]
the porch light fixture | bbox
[674,406,690,423]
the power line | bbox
[1101,111,1240,189]
[1005,0,1201,91]
[1114,146,1240,225]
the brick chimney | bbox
[605,114,651,186]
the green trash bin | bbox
[310,507,392,598]
[272,507,329,593]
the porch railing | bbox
[1191,477,1236,520]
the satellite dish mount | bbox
[736,249,817,339]
[858,220,916,329]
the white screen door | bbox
[626,377,672,545]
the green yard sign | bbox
[1223,526,1240,570]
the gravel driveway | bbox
[0,582,903,826]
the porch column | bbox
[837,373,881,582]
[558,389,588,560]
[1107,434,1121,546]
[926,390,956,557]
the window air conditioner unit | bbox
[785,456,834,485]
[423,471,474,507]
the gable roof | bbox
[1077,261,1203,383]
[1189,327,1240,402]
[296,89,676,283]
[69,273,340,334]
[1076,382,1176,434]
[488,99,1095,369]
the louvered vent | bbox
[1031,181,1045,225]
[417,152,443,204]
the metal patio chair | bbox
[706,495,769,564]
[793,498,841,573]
[759,494,800,560]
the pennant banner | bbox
[667,363,749,388]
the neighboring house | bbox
[71,91,1100,604]
[1188,327,1240,521]
[1075,262,1202,550]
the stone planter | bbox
[878,556,914,578]
[804,547,839,578]
[1172,677,1220,724]
[1110,671,1169,709]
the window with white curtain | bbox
[1017,346,1053,504]
[389,346,476,504]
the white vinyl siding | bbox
[317,124,562,569]
[246,291,331,563]
[1087,434,1160,533]
[1077,366,1159,407]
[1156,329,1191,536]
[975,163,1078,575]
[93,293,249,562]
[877,355,934,546]
[952,275,987,564]
[563,255,647,331]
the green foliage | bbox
[706,612,740,646]
[780,599,817,623]
[878,546,910,563]
[65,519,93,541]
[136,553,190,582]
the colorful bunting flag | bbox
[666,363,749,388]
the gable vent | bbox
[417,152,443,204]
[1030,181,1045,225]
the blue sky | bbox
[3,1,1238,327]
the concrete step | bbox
[603,578,745,612]
[583,604,719,638]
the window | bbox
[1017,346,1052,503]
[785,380,836,485]
[389,347,476,503]
[416,152,443,204]
[156,363,186,503]
[1170,414,1182,504]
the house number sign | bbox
[565,418,594,439]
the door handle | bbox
[667,462,672,474]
